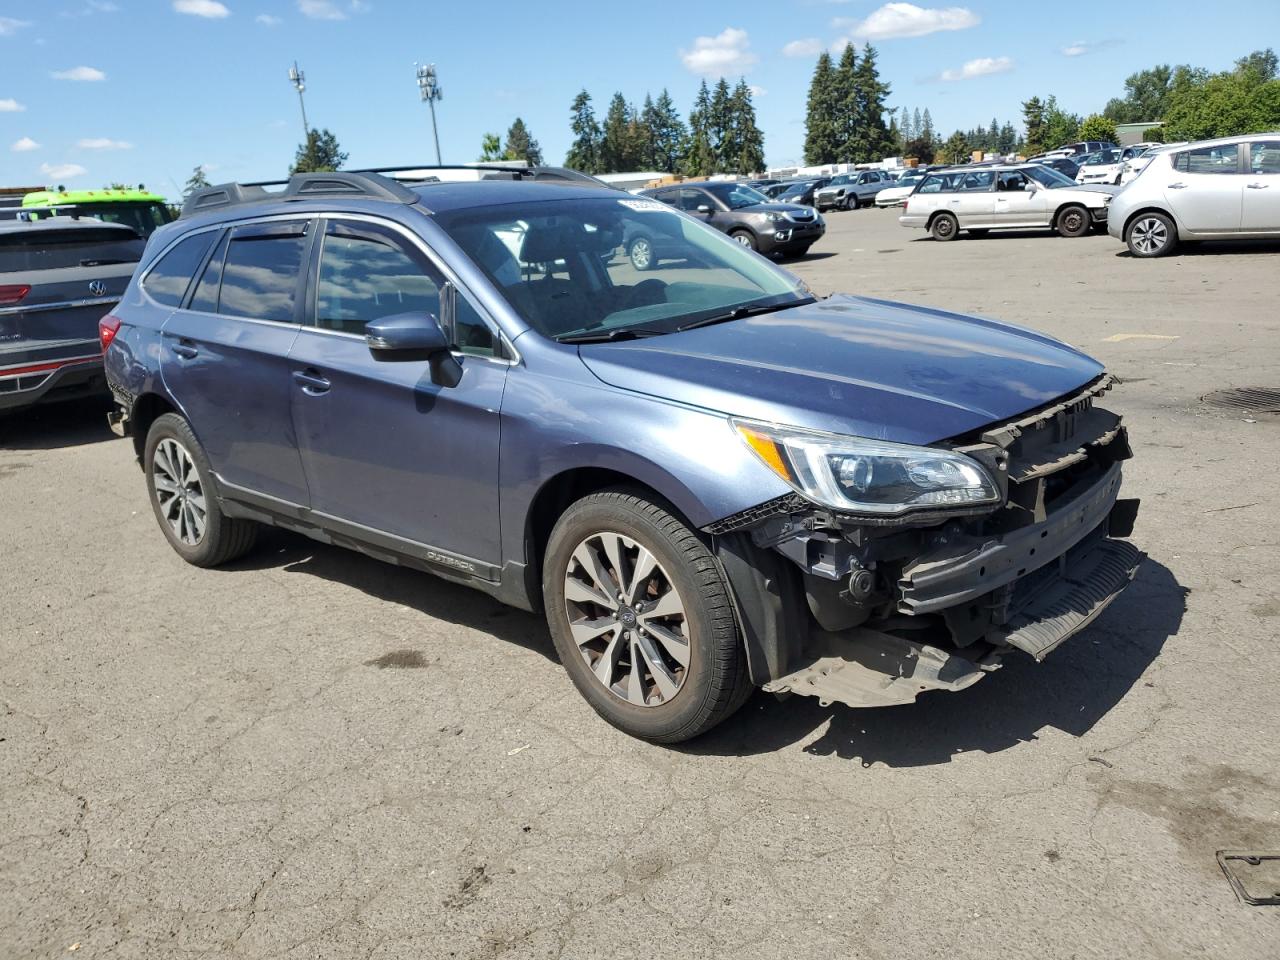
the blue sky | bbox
[2,0,1277,199]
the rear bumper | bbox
[0,351,106,411]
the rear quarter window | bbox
[142,232,217,306]
[0,228,145,273]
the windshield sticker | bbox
[618,199,667,212]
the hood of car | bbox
[578,295,1104,446]
[1060,183,1119,197]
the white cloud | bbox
[77,137,134,150]
[750,85,767,97]
[298,0,345,19]
[52,65,107,81]
[173,0,231,18]
[0,16,32,34]
[0,98,26,112]
[680,27,757,76]
[839,3,980,41]
[939,56,1013,81]
[256,13,281,24]
[782,38,824,58]
[11,136,40,152]
[1061,39,1119,57]
[41,162,88,179]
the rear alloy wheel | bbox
[144,413,258,567]
[1127,212,1178,258]
[1056,205,1090,238]
[628,236,654,271]
[543,489,751,743]
[930,212,959,242]
[729,229,757,251]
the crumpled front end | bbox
[708,374,1143,709]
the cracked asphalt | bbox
[3,210,1279,959]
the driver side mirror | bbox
[366,311,462,387]
[1025,180,1040,193]
[696,204,712,214]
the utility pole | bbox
[288,61,309,143]
[415,62,443,165]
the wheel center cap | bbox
[619,608,637,626]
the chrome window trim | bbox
[0,295,120,317]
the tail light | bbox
[0,284,30,305]
[99,314,122,353]
[902,201,909,212]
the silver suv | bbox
[814,170,894,211]
[1108,133,1280,257]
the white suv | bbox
[1108,133,1280,257]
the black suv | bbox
[637,182,824,262]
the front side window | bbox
[1173,145,1240,175]
[1249,141,1280,175]
[142,231,216,306]
[218,222,308,323]
[436,196,810,343]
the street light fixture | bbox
[288,61,309,142]
[415,62,443,165]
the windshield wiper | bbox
[555,327,666,344]
[677,297,814,332]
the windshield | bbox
[704,183,769,209]
[435,197,809,342]
[32,201,171,237]
[1024,165,1078,188]
[778,182,812,199]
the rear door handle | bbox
[1168,182,1188,189]
[171,339,198,359]
[292,368,331,395]
[1246,183,1269,189]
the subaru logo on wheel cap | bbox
[89,280,107,297]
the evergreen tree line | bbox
[565,79,765,176]
[802,43,894,165]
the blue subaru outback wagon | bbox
[104,169,1142,742]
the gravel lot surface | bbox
[3,208,1279,959]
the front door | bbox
[1242,139,1280,233]
[993,171,1048,225]
[287,218,508,569]
[159,220,312,506]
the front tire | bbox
[930,213,959,241]
[729,229,757,251]
[628,236,654,271]
[1056,205,1090,238]
[144,413,258,567]
[543,489,750,743]
[1127,212,1178,257]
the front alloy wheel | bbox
[628,236,653,271]
[1127,212,1177,257]
[564,531,689,706]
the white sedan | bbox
[874,169,927,207]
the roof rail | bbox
[179,171,420,219]
[350,164,612,188]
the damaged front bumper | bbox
[710,374,1145,709]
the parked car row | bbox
[637,181,825,260]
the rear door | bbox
[1242,139,1280,233]
[0,225,142,375]
[287,217,508,567]
[1164,143,1243,233]
[158,220,312,506]
[952,171,996,223]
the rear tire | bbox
[1126,212,1178,258]
[930,213,959,242]
[144,413,258,567]
[543,488,751,743]
[1056,205,1090,238]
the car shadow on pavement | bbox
[683,557,1186,767]
[228,528,557,662]
[1114,239,1280,258]
[0,397,117,451]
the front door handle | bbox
[292,369,331,395]
[1168,182,1188,189]
[1246,182,1270,189]
[171,339,198,360]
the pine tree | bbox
[942,131,971,164]
[651,89,688,173]
[599,93,632,173]
[853,44,893,160]
[912,108,923,144]
[987,117,1000,152]
[1021,96,1046,154]
[503,117,543,166]
[708,77,735,170]
[833,42,859,160]
[921,108,935,145]
[183,165,211,197]
[565,89,602,173]
[729,79,765,174]
[803,51,840,165]
[637,94,660,170]
[291,128,347,174]
[684,81,717,176]
[900,105,913,143]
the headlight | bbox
[765,211,788,223]
[733,419,1000,516]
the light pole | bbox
[288,61,309,143]
[415,62,443,165]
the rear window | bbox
[142,231,217,307]
[0,227,145,273]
